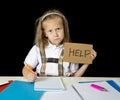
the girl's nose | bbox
[54,31,58,36]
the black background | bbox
[0,1,119,77]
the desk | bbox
[0,76,120,100]
[0,76,120,86]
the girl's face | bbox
[43,17,64,46]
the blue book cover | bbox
[106,80,120,92]
[0,80,44,100]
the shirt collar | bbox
[47,42,63,49]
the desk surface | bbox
[1,76,120,100]
[0,76,120,86]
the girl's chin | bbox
[50,40,63,46]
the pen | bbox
[90,83,108,92]
[25,64,37,75]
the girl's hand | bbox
[22,65,37,82]
[91,49,97,60]
[27,72,37,82]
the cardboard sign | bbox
[63,43,93,64]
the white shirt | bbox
[24,43,79,76]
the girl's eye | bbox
[48,30,53,33]
[56,28,62,31]
[56,28,60,30]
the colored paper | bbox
[0,80,13,92]
[0,80,44,100]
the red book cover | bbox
[0,80,13,92]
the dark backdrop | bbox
[0,0,119,77]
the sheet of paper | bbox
[72,81,120,100]
[41,85,82,100]
[0,81,9,85]
[34,77,65,91]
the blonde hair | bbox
[34,9,71,52]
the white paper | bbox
[34,77,65,91]
[72,81,120,100]
[41,85,82,100]
[0,81,8,85]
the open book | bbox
[34,77,65,91]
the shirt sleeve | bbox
[24,45,39,69]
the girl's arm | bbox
[73,64,89,77]
[73,49,97,77]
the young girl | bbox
[22,9,97,82]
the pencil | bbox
[25,64,37,75]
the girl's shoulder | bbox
[32,44,39,48]
[30,45,40,52]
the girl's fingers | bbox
[91,50,97,60]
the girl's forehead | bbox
[43,17,63,25]
[42,18,63,30]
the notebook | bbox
[0,80,44,100]
[72,80,120,100]
[0,80,13,92]
[34,77,65,91]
